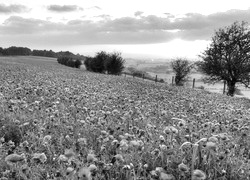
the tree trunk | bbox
[227,81,236,96]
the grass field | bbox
[0,56,250,180]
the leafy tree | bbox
[74,59,82,68]
[3,46,31,56]
[171,58,193,86]
[91,51,109,73]
[105,52,125,75]
[83,51,125,75]
[84,57,93,71]
[0,47,3,55]
[198,21,250,96]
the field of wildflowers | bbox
[0,56,249,180]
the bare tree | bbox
[171,58,193,86]
[197,21,250,96]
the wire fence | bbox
[122,72,230,95]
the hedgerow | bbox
[57,56,82,68]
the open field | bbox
[0,56,250,179]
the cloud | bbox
[88,6,102,10]
[1,8,250,47]
[0,4,30,14]
[134,11,144,17]
[47,5,82,12]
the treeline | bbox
[57,57,82,68]
[0,46,85,59]
[0,46,31,56]
[84,51,125,75]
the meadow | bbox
[0,56,250,180]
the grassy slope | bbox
[0,56,250,179]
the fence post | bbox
[192,78,195,88]
[223,80,226,94]
[143,74,144,80]
[155,75,157,83]
[172,76,174,85]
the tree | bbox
[105,52,125,75]
[91,51,108,73]
[197,21,250,96]
[171,58,193,86]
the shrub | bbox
[75,59,82,68]
[84,51,125,75]
[105,52,125,75]
[91,51,108,73]
[57,56,82,68]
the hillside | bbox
[0,56,249,179]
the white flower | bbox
[33,153,47,163]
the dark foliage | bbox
[197,21,250,96]
[171,58,193,86]
[105,52,125,75]
[0,46,86,61]
[1,46,32,56]
[57,56,82,68]
[84,51,125,75]
[32,49,57,58]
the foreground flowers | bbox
[0,56,249,179]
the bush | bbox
[105,52,125,75]
[57,56,82,68]
[84,51,125,75]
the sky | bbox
[1,0,250,59]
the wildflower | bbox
[163,126,178,134]
[42,135,52,145]
[120,139,129,151]
[208,136,218,143]
[21,140,29,147]
[159,135,165,142]
[33,153,47,163]
[64,148,75,159]
[192,169,206,180]
[101,130,108,136]
[155,167,164,173]
[111,139,119,146]
[58,154,68,162]
[78,167,92,180]
[100,145,106,152]
[112,109,120,116]
[160,172,175,180]
[151,148,160,156]
[122,165,131,170]
[130,140,142,148]
[87,153,97,162]
[159,144,168,151]
[178,162,189,173]
[206,141,217,151]
[78,138,87,145]
[66,167,74,175]
[5,153,26,163]
[150,170,158,178]
[115,154,124,163]
[89,164,97,175]
[103,137,109,143]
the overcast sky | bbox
[1,0,250,59]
